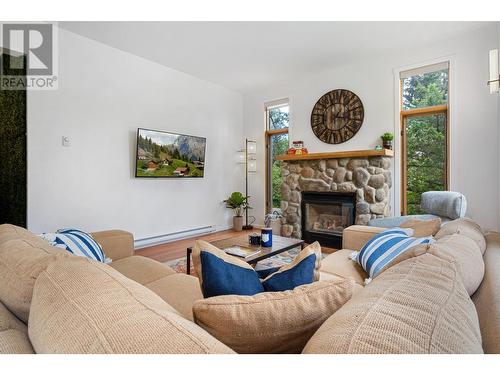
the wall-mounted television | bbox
[135,128,206,178]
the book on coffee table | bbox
[224,246,261,259]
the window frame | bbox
[265,100,289,214]
[399,69,450,216]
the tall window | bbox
[265,100,289,213]
[400,62,449,215]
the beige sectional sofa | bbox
[0,219,498,354]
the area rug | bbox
[165,248,302,276]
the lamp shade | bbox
[247,140,257,154]
[236,150,245,164]
[489,49,499,94]
[248,159,257,172]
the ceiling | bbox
[60,21,491,94]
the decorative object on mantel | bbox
[276,149,393,161]
[488,49,499,94]
[224,192,251,232]
[287,140,309,155]
[381,132,394,150]
[374,145,383,150]
[310,89,364,144]
[237,139,257,229]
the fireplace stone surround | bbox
[278,150,393,240]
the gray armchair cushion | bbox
[421,191,467,220]
[368,214,444,228]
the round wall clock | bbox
[310,89,364,144]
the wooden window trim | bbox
[264,105,289,214]
[400,104,449,215]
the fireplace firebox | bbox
[301,191,356,249]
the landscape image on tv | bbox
[135,128,206,178]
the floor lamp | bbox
[238,139,257,230]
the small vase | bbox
[382,140,393,150]
[233,216,243,231]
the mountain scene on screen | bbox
[136,129,206,177]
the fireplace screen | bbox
[304,202,353,235]
[301,192,356,248]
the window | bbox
[265,100,289,213]
[400,62,449,215]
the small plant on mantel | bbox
[224,192,251,232]
[381,132,394,150]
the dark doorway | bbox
[0,52,27,227]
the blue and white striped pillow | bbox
[353,227,434,282]
[40,228,108,263]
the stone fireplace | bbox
[278,150,393,245]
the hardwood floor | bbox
[136,228,336,263]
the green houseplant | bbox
[224,192,250,231]
[381,132,394,150]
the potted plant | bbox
[381,132,394,150]
[224,192,250,232]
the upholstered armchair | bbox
[369,191,467,228]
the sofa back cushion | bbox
[0,233,72,323]
[472,232,500,354]
[428,233,484,296]
[0,224,43,246]
[400,218,441,237]
[435,218,486,255]
[193,279,353,354]
[0,301,34,354]
[28,256,234,354]
[303,254,482,354]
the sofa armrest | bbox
[90,230,134,261]
[342,225,385,251]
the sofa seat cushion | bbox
[145,274,203,322]
[193,279,353,354]
[303,254,482,354]
[435,218,486,255]
[0,302,34,354]
[110,255,175,285]
[320,249,367,286]
[0,237,72,323]
[28,257,234,354]
[319,272,364,295]
[472,232,500,354]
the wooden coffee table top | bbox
[189,234,305,264]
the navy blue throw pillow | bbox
[192,240,322,298]
[199,251,264,298]
[262,253,317,292]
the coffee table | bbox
[186,235,305,275]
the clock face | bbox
[310,89,364,144]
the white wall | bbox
[244,24,499,231]
[28,28,244,240]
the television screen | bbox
[135,128,206,178]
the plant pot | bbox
[382,140,393,150]
[233,216,243,232]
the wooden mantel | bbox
[276,149,394,161]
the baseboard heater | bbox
[134,225,217,250]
